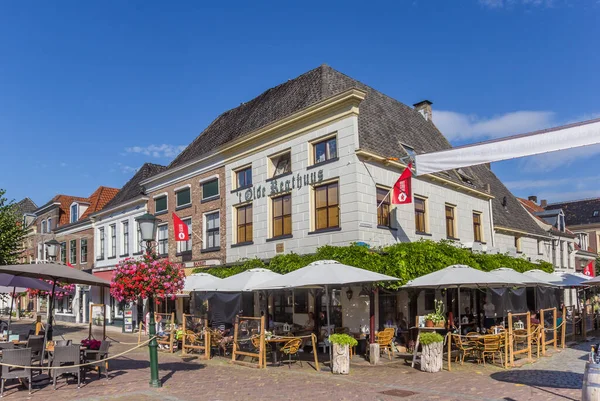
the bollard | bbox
[369,343,380,365]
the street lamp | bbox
[45,239,61,262]
[134,212,161,388]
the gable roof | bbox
[517,198,574,237]
[102,163,167,210]
[15,198,37,215]
[79,186,120,219]
[167,64,548,238]
[546,198,600,227]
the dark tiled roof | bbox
[546,198,600,226]
[102,163,167,210]
[470,165,548,237]
[168,64,547,237]
[15,198,37,215]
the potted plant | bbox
[418,332,444,372]
[328,333,358,374]
[424,299,445,328]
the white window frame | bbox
[110,224,117,258]
[201,178,220,201]
[122,221,129,256]
[98,228,105,259]
[70,203,79,223]
[157,223,169,256]
[177,218,192,253]
[203,210,220,250]
[80,238,87,264]
[47,218,52,232]
[69,239,77,265]
[233,165,253,190]
[41,220,47,234]
[175,185,192,208]
[268,149,292,178]
[153,193,168,214]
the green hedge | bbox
[193,240,553,287]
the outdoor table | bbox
[411,327,446,368]
[265,336,296,366]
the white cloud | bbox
[479,0,556,8]
[536,189,600,204]
[125,144,185,159]
[435,110,555,140]
[117,163,139,174]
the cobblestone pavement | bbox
[0,320,591,401]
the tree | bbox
[0,189,26,265]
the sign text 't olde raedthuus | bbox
[236,169,324,203]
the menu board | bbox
[123,308,134,333]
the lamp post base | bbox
[149,379,162,388]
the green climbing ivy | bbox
[193,240,553,285]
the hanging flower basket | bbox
[110,253,186,303]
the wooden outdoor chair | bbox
[376,329,395,360]
[479,335,503,366]
[280,338,302,369]
[452,335,476,365]
[157,324,177,353]
[530,325,543,358]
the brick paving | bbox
[0,320,590,401]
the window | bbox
[515,237,522,253]
[60,242,66,264]
[177,218,192,253]
[122,221,129,255]
[176,188,191,208]
[98,228,105,259]
[314,182,339,231]
[377,187,391,227]
[41,220,46,234]
[414,197,427,233]
[271,152,291,178]
[403,144,416,159]
[47,218,52,232]
[445,205,456,238]
[538,240,545,255]
[70,204,78,223]
[201,179,219,201]
[236,167,252,189]
[69,240,76,264]
[155,196,167,214]
[136,222,142,253]
[594,211,599,217]
[205,212,220,250]
[473,212,482,242]
[157,224,168,255]
[272,194,292,238]
[294,289,309,314]
[236,204,253,244]
[80,238,87,263]
[110,224,116,257]
[313,137,337,164]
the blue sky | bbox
[1,0,599,207]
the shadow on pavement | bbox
[491,369,583,389]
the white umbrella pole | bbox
[7,287,15,335]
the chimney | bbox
[484,183,491,194]
[528,195,538,204]
[413,100,433,122]
[541,199,548,208]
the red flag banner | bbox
[172,213,189,242]
[584,261,595,277]
[392,164,413,204]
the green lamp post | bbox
[135,212,161,388]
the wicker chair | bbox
[26,335,44,364]
[84,341,110,380]
[0,342,14,351]
[51,345,82,390]
[54,340,72,347]
[452,335,476,365]
[479,335,503,366]
[376,329,395,360]
[280,338,302,368]
[0,348,32,397]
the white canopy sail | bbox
[415,118,600,176]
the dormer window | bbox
[70,204,79,223]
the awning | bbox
[92,270,114,282]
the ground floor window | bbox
[56,295,73,314]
